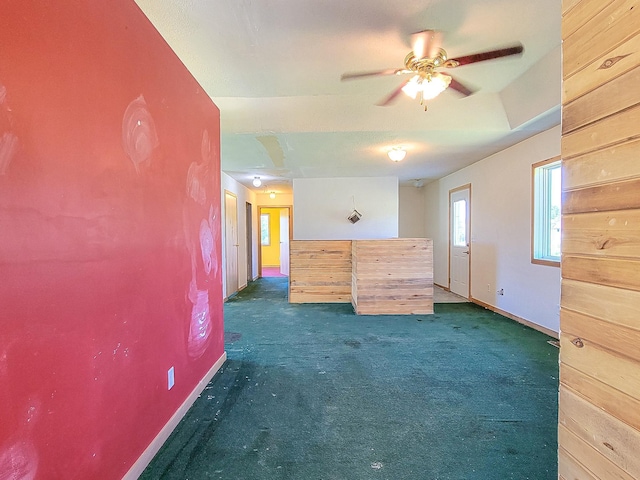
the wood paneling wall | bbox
[351,239,433,315]
[560,1,640,478]
[289,240,352,303]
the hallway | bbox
[142,278,558,479]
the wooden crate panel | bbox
[562,308,640,363]
[559,386,640,478]
[563,32,640,104]
[563,177,640,214]
[351,238,434,315]
[563,0,640,78]
[562,255,640,291]
[559,425,635,480]
[562,103,640,159]
[562,209,640,257]
[560,333,640,402]
[562,0,582,16]
[561,279,640,329]
[289,240,352,304]
[563,64,640,134]
[562,364,640,433]
[561,3,640,478]
[563,139,640,190]
[562,0,608,40]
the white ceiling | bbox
[134,0,561,193]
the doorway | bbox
[258,206,291,278]
[224,191,239,298]
[246,202,253,283]
[449,185,471,298]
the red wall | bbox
[0,2,224,478]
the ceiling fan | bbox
[341,30,523,110]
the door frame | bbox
[257,205,293,278]
[245,201,253,283]
[448,184,471,297]
[224,190,239,299]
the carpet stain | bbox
[224,332,242,343]
[344,339,361,349]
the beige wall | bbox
[424,126,561,333]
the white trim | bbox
[122,352,227,480]
[471,297,559,339]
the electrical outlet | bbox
[167,366,175,390]
[487,284,490,292]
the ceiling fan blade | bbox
[446,75,475,97]
[341,68,408,81]
[376,79,411,106]
[448,44,524,67]
[410,29,443,60]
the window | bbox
[260,213,270,246]
[452,199,467,247]
[532,157,561,266]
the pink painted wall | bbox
[0,1,224,478]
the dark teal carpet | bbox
[142,278,558,479]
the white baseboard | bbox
[122,351,227,480]
[471,297,559,339]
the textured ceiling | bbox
[135,0,561,193]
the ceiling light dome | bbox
[388,147,407,162]
[252,176,262,187]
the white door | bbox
[224,191,238,297]
[450,186,470,298]
[279,208,290,276]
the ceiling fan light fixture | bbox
[401,75,422,99]
[421,73,452,100]
[388,147,407,162]
[252,176,262,187]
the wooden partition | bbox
[559,1,640,478]
[289,239,434,315]
[351,239,433,315]
[289,240,352,303]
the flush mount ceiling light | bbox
[269,191,276,199]
[252,176,262,187]
[388,147,407,162]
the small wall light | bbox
[252,176,262,187]
[388,147,406,162]
[269,191,276,199]
[347,209,362,224]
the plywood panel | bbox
[561,364,640,433]
[559,386,640,478]
[563,32,640,104]
[562,255,640,291]
[561,279,640,330]
[289,240,352,303]
[562,209,640,258]
[352,238,433,315]
[563,138,640,189]
[563,0,640,78]
[562,103,640,159]
[563,65,640,134]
